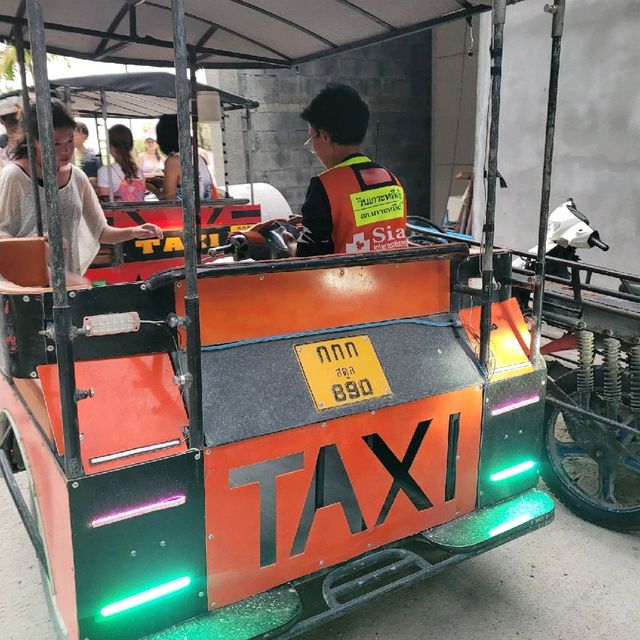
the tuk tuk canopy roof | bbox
[0,1,493,69]
[0,71,259,117]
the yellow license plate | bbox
[294,335,391,410]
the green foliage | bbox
[0,44,19,82]
[0,44,31,93]
[0,44,67,91]
[198,122,212,151]
[133,138,146,156]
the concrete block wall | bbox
[209,31,431,214]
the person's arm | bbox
[78,169,163,245]
[99,224,163,244]
[0,171,15,238]
[95,165,111,198]
[294,177,334,257]
[0,166,22,238]
[162,154,180,200]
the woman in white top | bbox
[0,101,162,276]
[136,136,164,178]
[155,114,217,201]
[97,124,146,202]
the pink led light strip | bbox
[491,394,540,416]
[91,494,186,528]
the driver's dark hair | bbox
[13,100,76,160]
[301,84,369,145]
[155,114,179,156]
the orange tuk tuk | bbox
[0,2,556,638]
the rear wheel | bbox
[542,369,640,531]
[0,411,25,471]
[1,411,66,638]
[31,489,67,640]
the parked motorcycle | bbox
[408,204,640,531]
[513,197,609,278]
[512,199,640,531]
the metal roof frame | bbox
[0,1,494,70]
[0,71,259,117]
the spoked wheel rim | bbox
[546,391,640,513]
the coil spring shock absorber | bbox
[629,345,640,429]
[603,338,622,422]
[577,330,595,410]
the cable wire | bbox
[202,317,461,353]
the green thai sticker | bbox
[350,185,405,227]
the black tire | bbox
[541,368,640,531]
[0,412,25,472]
[31,490,67,640]
[7,414,67,640]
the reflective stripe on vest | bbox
[318,155,408,254]
[330,155,373,169]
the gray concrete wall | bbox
[210,32,431,213]
[431,19,479,224]
[203,69,249,190]
[493,0,640,273]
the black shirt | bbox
[296,176,333,257]
[78,149,102,179]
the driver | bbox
[287,84,408,257]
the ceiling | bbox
[0,1,492,69]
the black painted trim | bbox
[147,243,469,290]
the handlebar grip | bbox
[208,233,249,257]
[588,235,609,251]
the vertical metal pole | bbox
[172,0,204,450]
[478,0,506,371]
[93,114,99,159]
[26,0,83,478]
[221,108,229,196]
[100,90,114,202]
[189,51,202,262]
[245,107,254,204]
[14,24,42,236]
[530,0,565,359]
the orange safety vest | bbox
[317,155,408,254]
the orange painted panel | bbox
[0,377,79,640]
[204,386,482,608]
[38,354,187,474]
[176,259,452,346]
[0,237,49,287]
[459,298,533,379]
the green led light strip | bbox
[489,513,532,537]
[100,576,191,618]
[423,489,554,551]
[490,460,536,482]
